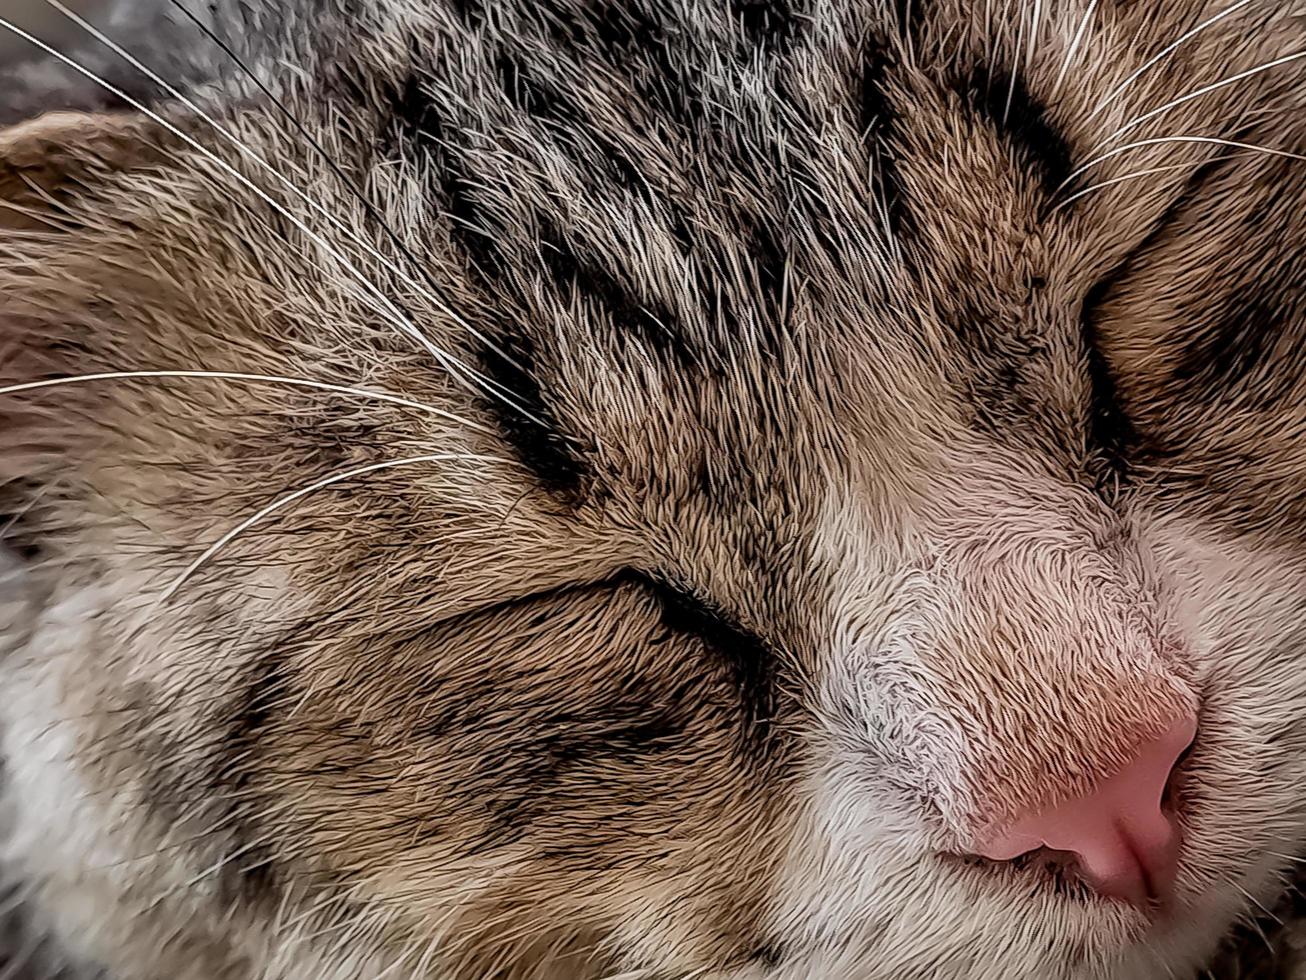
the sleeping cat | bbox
[0,0,1304,977]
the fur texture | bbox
[0,1,1304,978]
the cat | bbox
[0,0,1304,977]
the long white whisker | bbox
[1052,162,1197,211]
[0,478,53,542]
[1058,135,1306,192]
[1003,2,1026,125]
[157,452,503,604]
[0,20,413,346]
[1089,0,1256,120]
[368,939,428,980]
[1146,945,1179,980]
[1052,0,1097,98]
[1266,850,1306,865]
[271,889,358,946]
[1094,49,1306,149]
[1222,875,1278,954]
[1222,873,1285,926]
[0,16,541,426]
[43,0,515,373]
[0,370,489,432]
[1026,0,1042,72]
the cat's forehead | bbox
[378,0,1298,530]
[373,2,1251,499]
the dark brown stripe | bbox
[732,0,802,54]
[211,647,293,904]
[495,52,577,122]
[858,38,913,238]
[382,70,442,162]
[1080,276,1137,491]
[642,575,783,763]
[478,334,592,496]
[956,66,1074,198]
[1173,295,1285,398]
[538,223,700,368]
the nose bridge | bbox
[923,533,1197,844]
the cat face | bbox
[1,1,1304,978]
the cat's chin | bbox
[728,892,1236,980]
[931,823,1289,978]
[746,769,1287,980]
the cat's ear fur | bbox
[0,110,160,231]
[0,109,164,429]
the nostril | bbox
[1162,736,1197,808]
[1008,845,1080,877]
[969,716,1198,908]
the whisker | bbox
[271,889,360,946]
[406,928,446,978]
[49,0,525,379]
[1053,161,1212,211]
[157,452,504,604]
[1057,135,1306,193]
[0,370,490,433]
[367,937,432,980]
[1265,850,1306,866]
[1088,0,1257,120]
[1229,877,1284,926]
[0,16,542,429]
[1025,0,1043,73]
[0,477,53,541]
[1093,49,1306,149]
[0,19,416,349]
[1002,1,1026,125]
[1146,945,1178,980]
[139,821,292,916]
[1051,0,1098,98]
[597,963,709,980]
[1218,875,1278,959]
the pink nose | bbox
[973,717,1197,906]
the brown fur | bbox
[0,1,1304,978]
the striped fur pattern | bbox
[0,1,1304,977]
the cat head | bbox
[1,2,1304,978]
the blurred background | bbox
[0,0,109,64]
[0,0,216,125]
